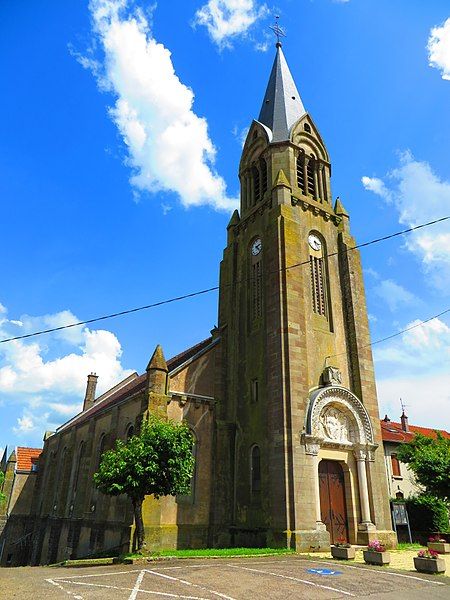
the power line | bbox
[0,215,448,345]
[326,306,450,362]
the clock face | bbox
[251,238,262,256]
[308,234,322,251]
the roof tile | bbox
[16,447,42,472]
[380,419,450,443]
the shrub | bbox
[405,494,450,534]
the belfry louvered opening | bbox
[252,260,262,319]
[310,255,327,316]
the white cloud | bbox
[13,415,35,435]
[375,318,450,429]
[428,18,450,80]
[82,0,237,211]
[232,125,249,147]
[375,318,450,371]
[361,176,392,201]
[362,151,450,291]
[0,302,133,438]
[377,373,450,431]
[194,0,268,49]
[373,279,420,312]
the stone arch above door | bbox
[304,386,375,451]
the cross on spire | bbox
[269,15,286,48]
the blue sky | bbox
[1,0,450,453]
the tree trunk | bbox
[132,496,146,552]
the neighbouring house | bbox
[380,412,450,499]
[0,446,42,566]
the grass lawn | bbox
[395,543,423,551]
[124,547,295,559]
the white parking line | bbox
[318,560,446,586]
[226,564,355,597]
[51,568,143,580]
[129,570,146,600]
[46,578,84,599]
[53,579,210,598]
[145,569,237,600]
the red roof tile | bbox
[16,447,42,472]
[380,419,450,444]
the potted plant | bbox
[363,540,390,566]
[414,548,446,574]
[331,538,355,560]
[427,535,450,555]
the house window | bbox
[250,445,261,497]
[391,454,401,477]
[126,424,134,441]
[304,123,311,133]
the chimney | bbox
[400,410,409,433]
[83,373,98,411]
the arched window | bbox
[97,434,106,469]
[307,154,316,197]
[177,430,197,502]
[304,123,311,133]
[259,157,268,198]
[126,424,134,441]
[250,445,261,498]
[296,152,306,194]
[73,442,85,494]
[309,233,329,318]
[252,165,260,205]
[250,238,263,322]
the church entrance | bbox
[319,460,349,544]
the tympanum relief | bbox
[318,406,356,444]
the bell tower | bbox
[212,42,396,551]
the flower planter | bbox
[363,550,390,566]
[428,542,450,554]
[331,546,355,560]
[414,556,446,574]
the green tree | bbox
[93,416,195,551]
[397,432,450,503]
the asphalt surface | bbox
[0,555,449,600]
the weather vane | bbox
[269,15,286,47]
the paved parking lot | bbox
[1,556,449,600]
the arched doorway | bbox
[319,460,349,544]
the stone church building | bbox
[2,43,397,565]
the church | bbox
[1,42,397,566]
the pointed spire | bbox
[273,169,291,189]
[258,45,306,143]
[227,209,240,229]
[334,197,349,217]
[146,344,168,373]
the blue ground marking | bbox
[306,568,343,576]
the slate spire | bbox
[258,44,306,143]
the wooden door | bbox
[319,460,349,544]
